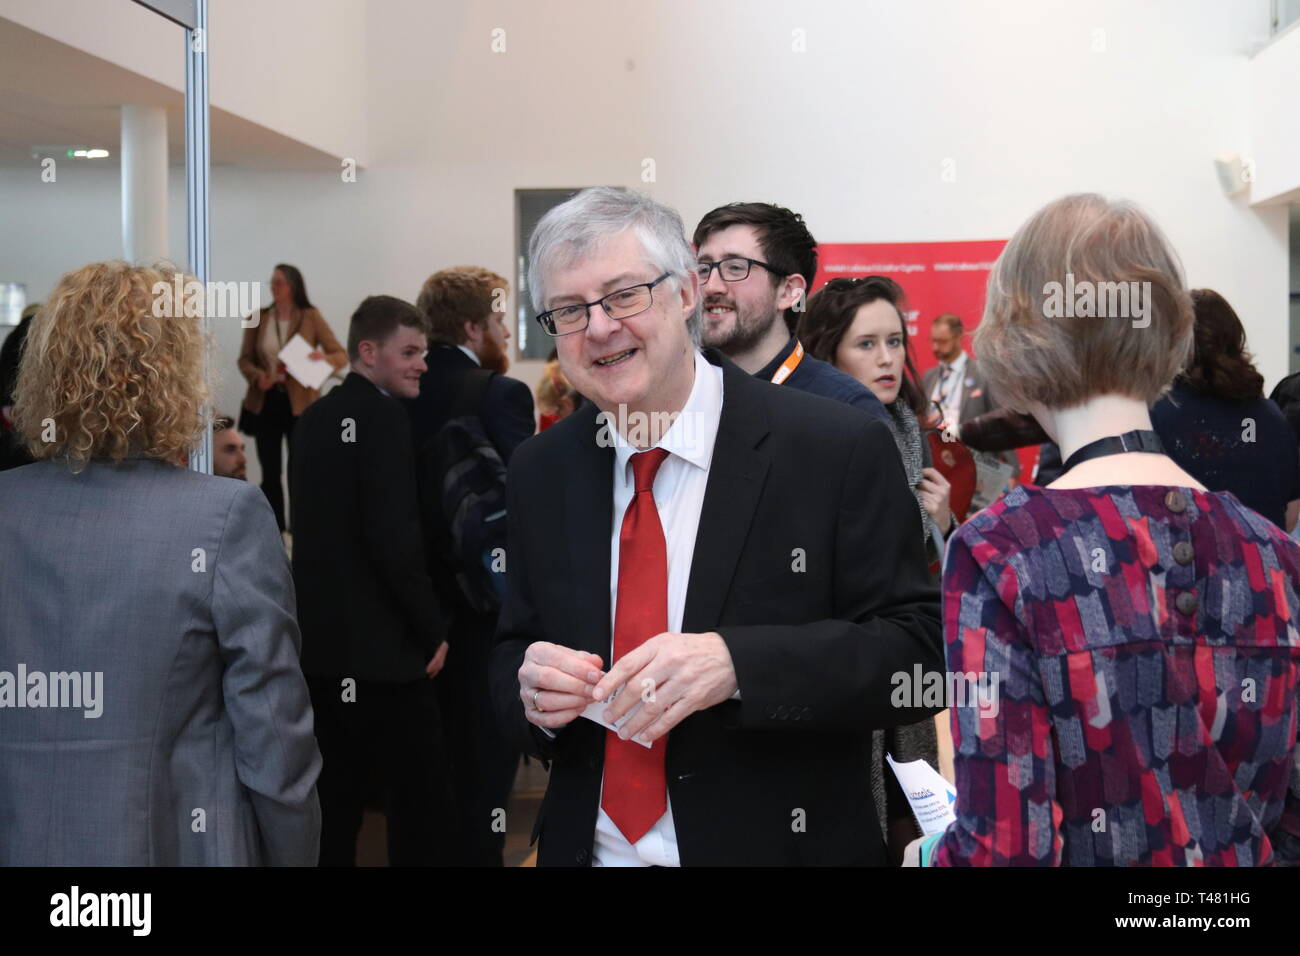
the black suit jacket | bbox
[490,349,943,866]
[290,372,444,682]
[405,344,536,613]
[406,345,536,468]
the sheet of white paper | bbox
[886,753,957,835]
[278,333,333,390]
[580,694,652,748]
[972,449,1017,503]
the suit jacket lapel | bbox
[564,401,614,657]
[683,352,771,632]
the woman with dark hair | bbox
[799,275,947,863]
[1149,288,1300,531]
[905,195,1300,867]
[238,263,347,531]
[801,276,954,554]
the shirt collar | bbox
[347,369,391,397]
[612,349,722,480]
[457,344,482,367]
[754,335,797,382]
[946,351,968,376]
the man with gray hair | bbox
[490,186,942,866]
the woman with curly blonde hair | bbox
[0,260,321,865]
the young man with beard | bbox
[409,267,536,464]
[693,202,888,423]
[407,266,536,865]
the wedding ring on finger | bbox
[532,689,544,712]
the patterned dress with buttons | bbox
[933,484,1300,866]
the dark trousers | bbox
[308,674,459,866]
[255,386,295,531]
[437,608,520,866]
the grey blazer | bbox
[0,458,321,865]
[921,354,997,425]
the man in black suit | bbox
[407,266,535,866]
[291,294,455,866]
[490,188,942,866]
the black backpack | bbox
[421,369,509,614]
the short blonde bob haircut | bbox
[13,260,208,469]
[974,193,1193,411]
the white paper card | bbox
[277,333,333,390]
[886,753,957,835]
[580,692,652,748]
[972,449,1017,504]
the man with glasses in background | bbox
[692,202,888,423]
[489,186,941,866]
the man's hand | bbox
[257,372,274,391]
[518,642,605,730]
[591,632,737,745]
[425,640,449,678]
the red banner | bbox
[813,240,1038,480]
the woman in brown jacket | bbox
[238,264,347,531]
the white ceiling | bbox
[0,15,341,170]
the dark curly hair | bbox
[1181,289,1263,401]
[798,275,932,419]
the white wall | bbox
[0,0,368,163]
[1250,20,1300,204]
[2,0,1297,482]
[1291,210,1300,374]
[354,0,1290,380]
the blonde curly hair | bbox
[13,261,209,468]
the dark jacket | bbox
[405,344,536,611]
[290,372,445,682]
[406,345,536,468]
[756,336,889,424]
[1151,380,1300,529]
[490,349,943,866]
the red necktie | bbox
[601,447,670,844]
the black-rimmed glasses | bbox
[695,256,778,284]
[535,273,672,336]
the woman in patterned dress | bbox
[911,194,1300,866]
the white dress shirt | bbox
[929,350,968,426]
[456,343,481,366]
[590,350,724,867]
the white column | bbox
[120,105,169,264]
